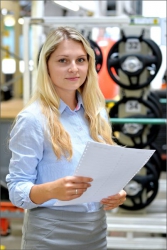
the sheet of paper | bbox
[54,141,155,206]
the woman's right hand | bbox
[49,176,93,201]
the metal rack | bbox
[106,178,166,249]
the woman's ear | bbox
[46,60,50,76]
[47,65,50,76]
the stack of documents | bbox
[55,141,154,206]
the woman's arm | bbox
[6,111,44,209]
[7,111,92,208]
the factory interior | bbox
[0,1,166,250]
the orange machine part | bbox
[0,218,10,236]
[0,202,24,236]
[0,201,24,213]
[97,39,119,100]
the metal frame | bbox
[110,118,167,124]
[106,178,166,249]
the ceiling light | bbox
[2,58,16,74]
[98,41,109,47]
[19,60,24,73]
[4,15,15,27]
[19,60,34,73]
[1,8,8,15]
[18,17,24,25]
[54,1,79,11]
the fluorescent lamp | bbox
[19,60,34,73]
[1,8,8,15]
[4,15,15,27]
[2,58,16,74]
[18,17,24,25]
[54,1,79,11]
[19,60,24,73]
[98,41,109,47]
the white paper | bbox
[54,141,155,206]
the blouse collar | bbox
[59,91,84,114]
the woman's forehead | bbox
[52,39,87,55]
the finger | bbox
[73,183,92,189]
[102,201,124,210]
[101,197,126,205]
[103,198,126,204]
[119,189,127,195]
[103,192,126,202]
[101,201,120,206]
[108,190,127,199]
[71,188,87,196]
[64,177,93,190]
[71,176,93,183]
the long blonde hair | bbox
[28,26,115,159]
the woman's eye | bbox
[78,58,85,63]
[59,59,67,63]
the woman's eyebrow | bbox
[56,54,87,58]
[55,55,69,57]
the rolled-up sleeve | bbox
[6,111,44,209]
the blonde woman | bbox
[6,27,126,250]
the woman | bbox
[6,27,126,250]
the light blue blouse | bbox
[6,93,108,212]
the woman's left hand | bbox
[100,190,127,211]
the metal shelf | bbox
[107,237,166,250]
[106,179,166,249]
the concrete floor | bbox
[1,218,23,250]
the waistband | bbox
[29,207,105,222]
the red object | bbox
[97,38,119,100]
[0,218,10,236]
[0,202,24,236]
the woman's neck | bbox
[58,90,78,110]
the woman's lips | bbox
[65,77,79,81]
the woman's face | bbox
[47,39,88,96]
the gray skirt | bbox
[21,207,107,250]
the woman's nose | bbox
[68,62,78,73]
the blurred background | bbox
[0,1,166,250]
